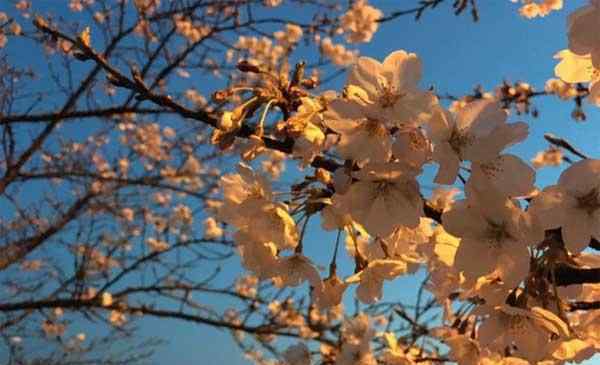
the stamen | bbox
[576,188,600,215]
[378,82,405,108]
[363,118,388,137]
[484,220,513,249]
[448,128,474,158]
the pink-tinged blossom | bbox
[339,0,382,44]
[235,232,281,280]
[334,162,423,238]
[466,154,536,198]
[529,159,600,253]
[429,101,529,185]
[442,189,542,287]
[335,314,377,365]
[325,50,437,165]
[325,97,392,165]
[568,0,600,68]
[346,50,437,128]
[231,200,299,250]
[282,343,311,365]
[553,49,600,106]
[218,164,299,250]
[312,274,348,309]
[392,127,432,169]
[478,305,569,363]
[219,163,272,209]
[345,259,409,304]
[274,254,322,289]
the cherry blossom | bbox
[530,159,600,253]
[428,100,529,185]
[444,334,482,365]
[532,147,564,169]
[312,274,348,309]
[554,49,597,84]
[274,254,322,289]
[552,339,596,363]
[568,0,600,68]
[516,0,563,18]
[287,97,327,165]
[325,97,392,164]
[545,78,578,100]
[392,127,432,169]
[442,189,542,286]
[346,50,437,128]
[465,154,536,198]
[339,0,382,44]
[380,332,429,365]
[235,231,281,280]
[325,50,437,165]
[217,164,299,250]
[334,162,423,238]
[319,37,358,66]
[478,305,569,362]
[282,343,311,365]
[336,314,376,365]
[553,49,600,106]
[346,259,409,304]
[219,163,272,209]
[232,200,299,250]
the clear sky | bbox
[2,1,600,364]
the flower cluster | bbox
[0,13,21,48]
[226,24,303,71]
[318,36,358,66]
[514,0,563,18]
[339,0,382,43]
[552,1,600,105]
[215,41,600,364]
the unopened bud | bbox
[32,16,48,30]
[301,78,318,89]
[218,111,242,132]
[315,168,331,185]
[236,60,260,73]
[212,89,231,102]
[73,51,91,61]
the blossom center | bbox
[363,118,388,137]
[484,220,513,248]
[378,83,405,108]
[374,180,393,196]
[501,313,529,336]
[408,129,428,151]
[480,160,502,178]
[448,128,473,158]
[576,188,600,215]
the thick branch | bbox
[0,107,173,125]
[0,192,96,270]
[551,265,600,287]
[568,301,600,311]
[0,298,335,345]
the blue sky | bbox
[2,1,600,364]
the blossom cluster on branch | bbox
[2,0,600,364]
[204,2,600,364]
